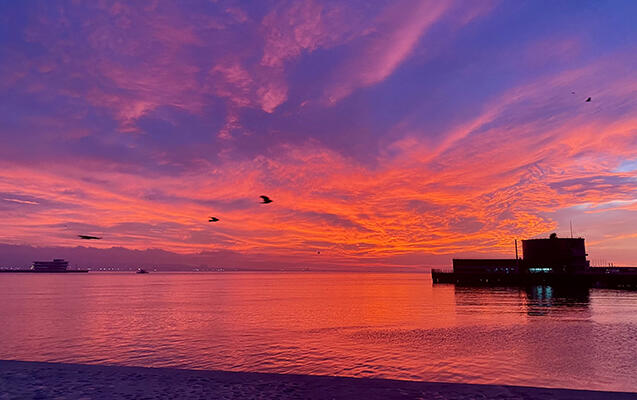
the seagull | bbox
[260,195,273,204]
[585,97,591,102]
[78,235,102,240]
[209,217,219,222]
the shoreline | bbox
[1,360,635,399]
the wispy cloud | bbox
[3,198,39,205]
[324,0,453,103]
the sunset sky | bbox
[1,0,636,268]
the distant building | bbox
[452,233,588,275]
[31,259,69,272]
[452,259,519,274]
[0,258,87,273]
[432,233,637,289]
[522,234,589,273]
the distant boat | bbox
[136,268,149,274]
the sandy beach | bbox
[1,360,635,400]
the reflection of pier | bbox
[432,234,637,290]
[524,285,590,316]
[451,285,592,317]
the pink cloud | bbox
[209,60,289,114]
[260,0,359,68]
[209,62,255,108]
[324,0,452,103]
[17,3,208,132]
[217,112,241,140]
[257,82,289,113]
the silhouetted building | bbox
[452,259,518,274]
[522,234,589,273]
[451,234,588,275]
[0,258,87,273]
[432,233,637,289]
[31,259,69,272]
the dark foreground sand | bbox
[1,360,635,400]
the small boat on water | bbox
[136,268,149,274]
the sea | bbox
[1,272,636,392]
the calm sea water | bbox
[1,272,636,392]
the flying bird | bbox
[585,97,591,102]
[260,195,273,204]
[209,217,219,222]
[78,235,102,240]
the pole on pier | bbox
[515,239,519,260]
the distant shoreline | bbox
[1,360,634,400]
[0,268,432,273]
[0,269,88,273]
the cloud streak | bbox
[324,0,453,103]
[3,198,39,205]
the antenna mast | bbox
[570,220,573,238]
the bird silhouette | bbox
[209,217,219,222]
[260,195,273,204]
[78,235,102,240]
[585,97,591,102]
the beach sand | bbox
[1,360,635,400]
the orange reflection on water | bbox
[1,272,636,391]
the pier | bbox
[432,234,637,289]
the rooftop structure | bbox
[522,233,589,273]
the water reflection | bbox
[452,284,592,318]
[524,285,590,317]
[1,273,636,392]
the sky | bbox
[1,0,636,269]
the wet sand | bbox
[1,360,635,399]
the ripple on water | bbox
[1,273,637,392]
